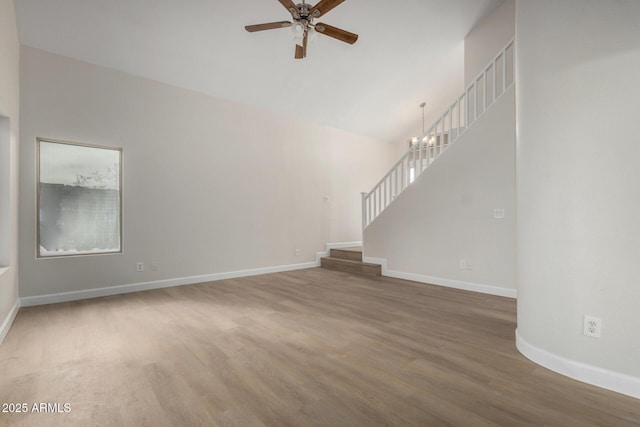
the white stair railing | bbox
[362,38,515,229]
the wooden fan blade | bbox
[309,0,345,19]
[277,0,299,17]
[294,30,309,59]
[315,22,358,44]
[245,21,292,32]
[303,30,308,58]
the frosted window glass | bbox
[37,139,122,257]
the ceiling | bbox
[14,0,504,144]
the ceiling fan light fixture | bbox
[291,22,305,38]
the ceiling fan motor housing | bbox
[294,3,313,22]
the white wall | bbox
[516,0,640,396]
[364,87,516,296]
[0,0,20,343]
[18,46,395,299]
[392,138,411,165]
[0,117,9,266]
[464,0,515,86]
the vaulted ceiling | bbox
[14,0,503,143]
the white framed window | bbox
[37,138,122,258]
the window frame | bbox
[36,137,123,259]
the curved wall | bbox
[516,0,640,397]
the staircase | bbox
[361,38,515,229]
[320,247,382,276]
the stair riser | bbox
[330,248,363,261]
[321,258,381,277]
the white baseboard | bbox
[363,256,517,299]
[0,300,20,345]
[19,243,363,308]
[326,241,362,250]
[516,329,640,399]
[315,251,329,263]
[19,261,318,307]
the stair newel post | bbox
[361,192,367,230]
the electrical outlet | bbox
[583,315,602,338]
[459,259,466,269]
[295,249,301,257]
[494,208,505,219]
[136,262,144,272]
[150,262,158,271]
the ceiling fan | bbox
[245,0,358,59]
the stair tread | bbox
[329,248,363,261]
[321,257,380,267]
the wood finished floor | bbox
[1,268,639,426]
